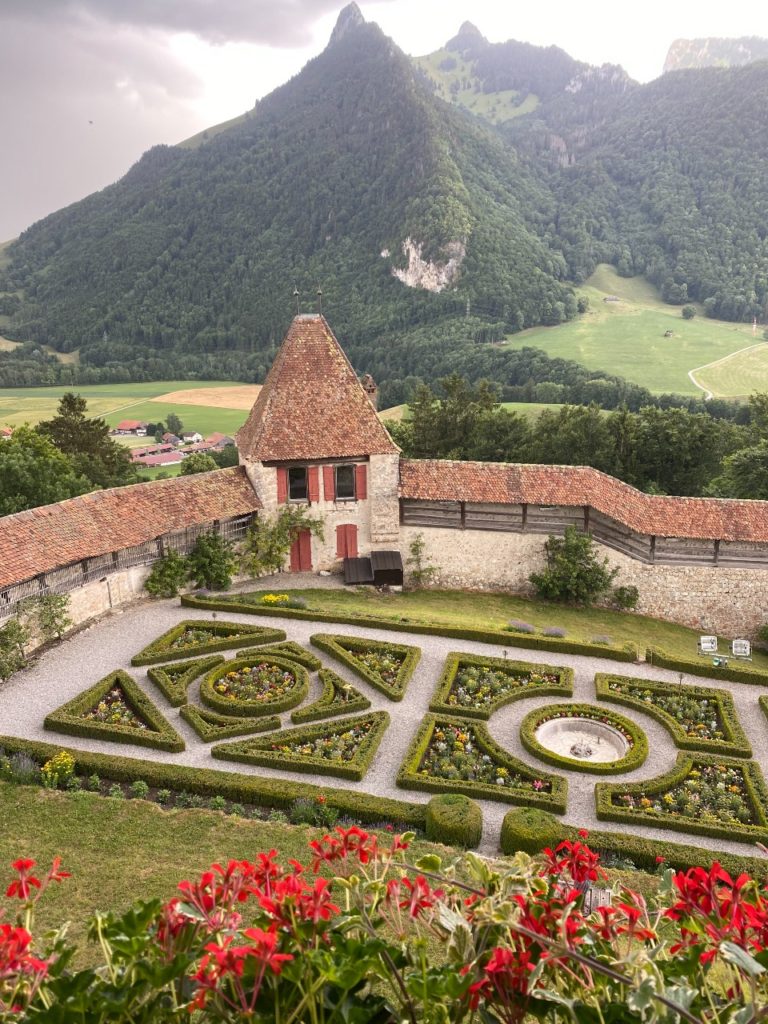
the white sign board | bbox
[698,636,718,654]
[732,639,752,658]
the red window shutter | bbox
[347,524,358,558]
[308,466,320,503]
[336,525,346,558]
[323,465,335,501]
[355,464,367,501]
[276,467,288,504]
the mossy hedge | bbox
[199,655,309,717]
[181,593,639,662]
[147,655,225,707]
[596,752,768,845]
[519,703,648,774]
[131,621,286,666]
[179,704,281,742]
[291,669,371,724]
[425,794,483,849]
[499,807,768,877]
[429,652,573,720]
[44,671,184,753]
[596,672,751,757]
[646,648,768,686]
[310,634,421,701]
[397,713,567,812]
[0,734,426,827]
[212,711,390,782]
[236,642,322,672]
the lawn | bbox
[104,401,248,437]
[692,343,768,399]
[503,264,757,396]
[379,401,564,422]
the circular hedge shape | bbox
[200,655,309,717]
[520,702,648,774]
[425,793,483,849]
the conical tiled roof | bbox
[236,315,398,461]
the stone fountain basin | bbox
[534,716,629,764]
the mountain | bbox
[664,36,768,72]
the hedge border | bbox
[596,672,751,757]
[237,642,322,672]
[291,668,371,724]
[179,704,280,742]
[646,647,768,686]
[310,634,421,702]
[199,655,309,717]
[0,733,426,827]
[212,710,391,782]
[425,794,483,849]
[519,702,648,775]
[44,670,185,753]
[429,652,573,720]
[397,713,567,812]
[181,594,639,662]
[147,655,225,707]
[131,620,286,666]
[595,751,768,845]
[499,807,768,877]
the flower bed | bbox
[596,673,751,757]
[645,647,768,686]
[44,670,184,752]
[146,655,225,707]
[310,634,420,701]
[180,703,280,742]
[519,703,647,774]
[397,714,566,811]
[236,641,322,672]
[200,655,308,717]
[596,752,768,844]
[291,669,371,724]
[130,621,286,666]
[430,653,573,720]
[212,711,390,781]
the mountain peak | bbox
[329,3,366,45]
[457,21,484,40]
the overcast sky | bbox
[1,0,766,241]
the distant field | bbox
[503,264,759,396]
[414,50,538,124]
[692,344,768,399]
[379,401,563,422]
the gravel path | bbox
[2,595,768,859]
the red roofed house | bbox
[0,427,12,440]
[114,419,148,435]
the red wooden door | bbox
[335,524,358,559]
[289,529,312,571]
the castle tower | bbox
[237,314,400,571]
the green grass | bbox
[503,264,758,396]
[379,401,564,423]
[103,401,247,437]
[692,344,768,399]
[413,49,539,123]
[250,587,768,670]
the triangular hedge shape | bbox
[212,711,390,781]
[237,641,322,672]
[131,620,286,666]
[310,634,420,701]
[45,670,184,752]
[147,655,225,707]
[180,704,280,742]
[292,669,371,724]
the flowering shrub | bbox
[431,654,572,720]
[201,656,309,717]
[507,619,536,633]
[82,685,148,730]
[6,834,768,1021]
[420,721,552,794]
[614,761,757,826]
[40,750,75,789]
[446,664,560,712]
[257,593,307,609]
[609,681,725,740]
[213,662,298,704]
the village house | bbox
[180,431,203,444]
[0,427,12,440]
[113,419,149,436]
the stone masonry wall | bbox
[399,524,768,637]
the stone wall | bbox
[399,524,768,636]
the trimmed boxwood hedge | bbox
[291,669,371,724]
[310,634,421,701]
[200,655,309,717]
[596,752,768,845]
[131,621,286,666]
[596,672,751,757]
[212,711,390,782]
[181,593,639,662]
[147,655,225,707]
[237,642,322,672]
[397,713,567,812]
[645,647,768,686]
[44,671,185,753]
[180,704,280,742]
[499,807,768,877]
[425,794,483,849]
[430,652,573,720]
[519,703,648,774]
[0,733,426,827]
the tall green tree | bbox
[0,427,90,516]
[38,392,135,489]
[180,453,218,475]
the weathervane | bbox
[293,287,300,315]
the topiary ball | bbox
[425,793,482,849]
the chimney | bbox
[360,373,378,410]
